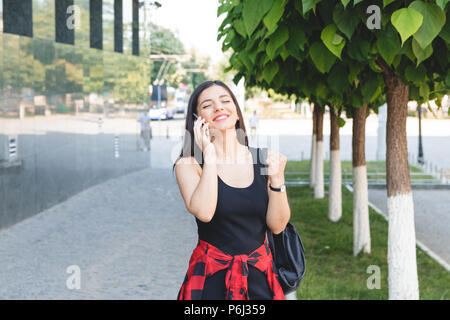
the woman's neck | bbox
[212,129,245,164]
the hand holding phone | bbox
[193,113,212,152]
[194,113,210,137]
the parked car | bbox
[175,96,186,114]
[149,106,175,120]
[174,88,188,115]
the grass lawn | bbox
[288,183,449,300]
[285,160,436,181]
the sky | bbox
[148,0,226,64]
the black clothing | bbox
[196,146,272,299]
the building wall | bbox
[0,0,154,230]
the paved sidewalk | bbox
[368,189,450,269]
[0,167,197,299]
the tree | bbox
[314,103,325,199]
[310,104,317,188]
[218,0,449,299]
[350,103,371,255]
[328,106,342,222]
[182,48,210,89]
[218,0,375,256]
[149,23,186,86]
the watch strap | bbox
[269,184,286,192]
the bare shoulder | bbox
[174,157,203,210]
[174,156,202,178]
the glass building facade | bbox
[0,0,155,229]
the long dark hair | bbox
[172,80,248,171]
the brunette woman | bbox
[174,80,291,300]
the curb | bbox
[285,180,450,190]
[344,184,450,272]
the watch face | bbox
[281,185,286,192]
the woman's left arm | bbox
[265,149,291,234]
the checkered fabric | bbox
[177,239,285,300]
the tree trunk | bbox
[382,66,419,300]
[314,104,324,199]
[329,107,342,222]
[310,103,317,188]
[352,104,371,256]
[376,103,387,161]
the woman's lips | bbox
[213,114,229,122]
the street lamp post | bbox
[143,0,162,105]
[418,105,424,165]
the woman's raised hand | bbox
[193,116,215,161]
[266,149,287,186]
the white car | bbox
[175,96,186,114]
[149,107,175,120]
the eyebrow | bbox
[199,95,231,106]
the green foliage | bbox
[263,0,288,32]
[263,61,279,83]
[266,25,289,59]
[217,0,449,112]
[327,65,350,95]
[242,0,274,36]
[391,7,423,45]
[309,42,337,73]
[376,24,401,65]
[333,3,361,40]
[302,0,322,15]
[149,23,186,86]
[412,39,434,66]
[409,1,446,49]
[321,25,346,59]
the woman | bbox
[173,80,291,300]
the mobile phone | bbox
[193,113,209,137]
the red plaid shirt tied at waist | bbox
[177,239,285,300]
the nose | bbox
[213,103,225,112]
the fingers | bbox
[193,118,201,141]
[194,116,205,137]
[193,116,210,149]
[197,117,207,138]
[267,150,286,164]
[266,150,287,176]
[202,121,210,138]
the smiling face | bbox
[196,85,240,131]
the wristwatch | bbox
[269,184,286,192]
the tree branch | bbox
[375,57,392,76]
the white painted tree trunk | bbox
[381,65,419,300]
[309,134,316,188]
[352,165,371,255]
[328,150,342,222]
[285,291,297,300]
[387,192,419,300]
[314,140,324,198]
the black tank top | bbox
[196,146,269,255]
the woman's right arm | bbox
[175,115,217,223]
[175,146,218,223]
